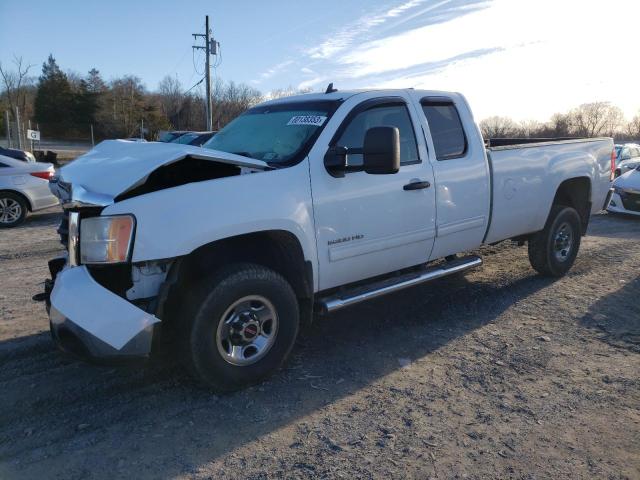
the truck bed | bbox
[483,138,613,244]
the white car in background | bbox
[0,154,59,227]
[614,143,640,177]
[608,165,640,216]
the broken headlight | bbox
[80,215,135,264]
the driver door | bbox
[309,92,437,291]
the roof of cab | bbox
[259,90,367,106]
[258,88,463,107]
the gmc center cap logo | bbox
[243,323,258,340]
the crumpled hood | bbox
[55,140,269,201]
[614,168,640,191]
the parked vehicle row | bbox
[43,87,613,391]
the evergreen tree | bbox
[72,78,98,127]
[85,68,106,94]
[34,54,73,134]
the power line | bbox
[185,76,205,94]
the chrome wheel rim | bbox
[0,198,22,224]
[553,222,573,262]
[216,295,278,366]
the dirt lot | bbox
[0,208,639,479]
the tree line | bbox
[0,55,300,142]
[1,54,639,143]
[480,103,640,141]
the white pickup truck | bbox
[44,88,614,391]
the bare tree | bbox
[625,112,640,141]
[158,75,184,127]
[0,55,35,120]
[571,102,623,137]
[518,119,544,138]
[544,113,574,137]
[211,80,263,129]
[479,116,519,138]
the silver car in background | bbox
[0,154,59,227]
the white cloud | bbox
[251,59,294,85]
[344,0,640,120]
[306,0,429,60]
[298,75,329,91]
[257,0,640,121]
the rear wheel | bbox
[182,263,299,391]
[0,192,27,228]
[528,205,581,277]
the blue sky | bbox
[1,0,639,121]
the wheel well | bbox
[0,189,32,211]
[175,230,313,301]
[552,177,591,234]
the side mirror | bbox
[363,126,400,175]
[323,146,348,178]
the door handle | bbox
[403,180,431,191]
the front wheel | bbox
[183,263,299,391]
[528,205,582,277]
[0,192,27,228]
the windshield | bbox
[171,133,200,144]
[203,100,341,165]
[159,132,184,142]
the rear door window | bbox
[421,100,467,160]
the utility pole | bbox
[193,15,218,131]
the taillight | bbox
[30,171,54,181]
[610,148,616,181]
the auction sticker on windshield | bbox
[287,115,327,126]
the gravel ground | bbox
[0,207,639,479]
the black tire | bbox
[182,263,299,391]
[528,205,581,277]
[0,191,28,228]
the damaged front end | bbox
[45,190,171,362]
[43,141,269,362]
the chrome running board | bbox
[317,255,482,314]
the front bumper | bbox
[48,263,160,361]
[607,191,640,217]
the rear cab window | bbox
[420,97,467,160]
